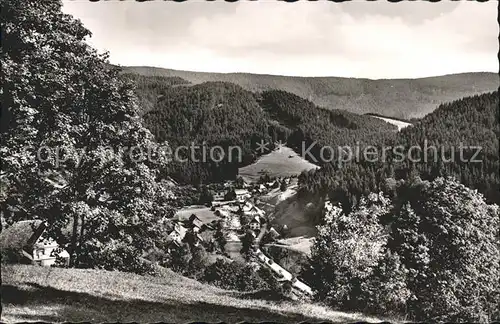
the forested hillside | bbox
[133,75,397,184]
[297,91,499,210]
[142,82,271,183]
[122,73,191,115]
[119,65,497,119]
[123,70,498,205]
[259,90,397,162]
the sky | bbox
[62,0,498,79]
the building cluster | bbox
[167,214,207,248]
[212,177,292,204]
[168,198,271,250]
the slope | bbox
[120,65,497,119]
[397,91,499,203]
[137,79,397,184]
[2,264,384,323]
[296,91,500,214]
[238,146,319,182]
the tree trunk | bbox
[76,213,85,267]
[69,213,79,267]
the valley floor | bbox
[1,265,384,323]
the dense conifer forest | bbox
[297,91,499,208]
[129,74,398,184]
[128,73,498,206]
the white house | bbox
[235,189,250,202]
[213,191,225,201]
[0,220,70,267]
[168,223,187,243]
[33,237,70,267]
[248,206,265,217]
[268,227,280,239]
[248,216,261,231]
[241,202,265,217]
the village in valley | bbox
[0,172,314,299]
[165,175,314,298]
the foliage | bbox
[166,242,192,274]
[201,259,268,292]
[240,230,256,261]
[139,82,396,184]
[297,91,499,213]
[198,186,214,205]
[224,189,236,201]
[121,73,191,115]
[213,221,227,253]
[123,65,497,120]
[306,177,500,322]
[142,82,271,183]
[235,177,245,189]
[306,193,391,310]
[1,0,174,274]
[256,266,288,295]
[389,177,500,322]
[185,245,209,280]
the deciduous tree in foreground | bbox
[308,178,499,322]
[1,0,173,273]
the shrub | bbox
[306,178,500,322]
[359,249,410,316]
[1,248,24,264]
[202,259,267,292]
[389,178,500,322]
[306,193,390,310]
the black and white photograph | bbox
[1,0,499,322]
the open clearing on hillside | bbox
[370,115,412,131]
[239,146,319,183]
[1,265,385,323]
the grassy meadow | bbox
[1,265,387,323]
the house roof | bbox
[0,220,46,251]
[234,189,249,195]
[242,202,253,212]
[189,214,201,221]
[250,206,263,213]
[169,224,187,238]
[250,216,261,224]
[269,227,280,237]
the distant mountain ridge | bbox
[119,65,498,119]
